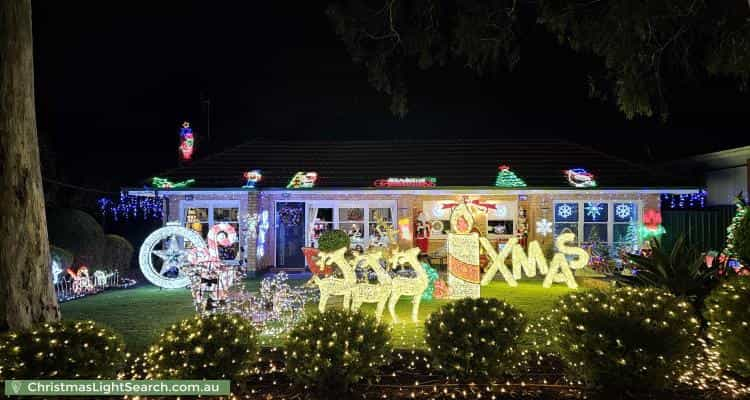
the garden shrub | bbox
[101,234,134,273]
[47,208,107,268]
[704,276,750,378]
[425,298,527,381]
[551,288,700,397]
[0,320,127,379]
[317,229,350,252]
[143,314,258,380]
[286,310,390,396]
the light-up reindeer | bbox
[311,247,356,313]
[387,247,429,323]
[349,250,393,322]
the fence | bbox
[661,206,736,251]
[54,270,136,303]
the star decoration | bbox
[152,235,189,276]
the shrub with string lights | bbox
[0,320,127,379]
[143,314,258,380]
[704,276,750,378]
[425,298,526,381]
[285,310,390,396]
[551,288,700,396]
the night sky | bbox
[31,1,750,190]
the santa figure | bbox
[415,211,431,253]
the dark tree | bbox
[0,0,60,329]
[328,0,750,120]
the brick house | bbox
[126,139,700,271]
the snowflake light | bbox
[615,203,632,219]
[557,204,573,219]
[585,202,603,219]
[536,218,553,236]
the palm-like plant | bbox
[625,235,717,308]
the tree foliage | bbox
[328,0,749,120]
[327,0,520,117]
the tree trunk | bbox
[0,0,60,330]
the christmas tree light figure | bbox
[494,165,527,187]
[724,194,748,261]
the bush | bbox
[0,320,127,379]
[47,208,106,268]
[286,310,390,396]
[425,298,526,381]
[317,229,350,252]
[704,276,750,378]
[624,235,717,309]
[551,288,700,396]
[143,314,258,380]
[101,234,134,273]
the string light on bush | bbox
[98,192,164,221]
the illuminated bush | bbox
[704,276,750,378]
[317,229,350,252]
[286,310,390,396]
[425,298,526,381]
[0,320,127,379]
[551,288,700,395]
[144,314,258,380]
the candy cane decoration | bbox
[187,223,240,307]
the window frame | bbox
[552,200,642,246]
[179,200,242,264]
[292,200,398,249]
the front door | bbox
[275,202,306,268]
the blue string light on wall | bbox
[660,189,707,210]
[98,192,164,221]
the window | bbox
[304,201,397,250]
[423,200,517,237]
[181,201,241,263]
[554,202,579,238]
[554,200,640,250]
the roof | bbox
[685,145,750,170]
[141,138,700,189]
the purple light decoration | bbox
[660,190,707,210]
[98,192,164,221]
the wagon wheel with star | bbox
[139,223,208,289]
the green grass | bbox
[61,280,574,354]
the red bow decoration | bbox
[643,209,662,230]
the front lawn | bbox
[61,280,574,354]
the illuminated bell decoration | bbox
[480,232,589,289]
[494,165,527,188]
[151,177,196,189]
[242,170,262,188]
[565,168,597,188]
[373,177,437,187]
[286,171,318,189]
[178,121,195,161]
[641,208,666,239]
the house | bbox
[669,145,750,206]
[126,138,701,271]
